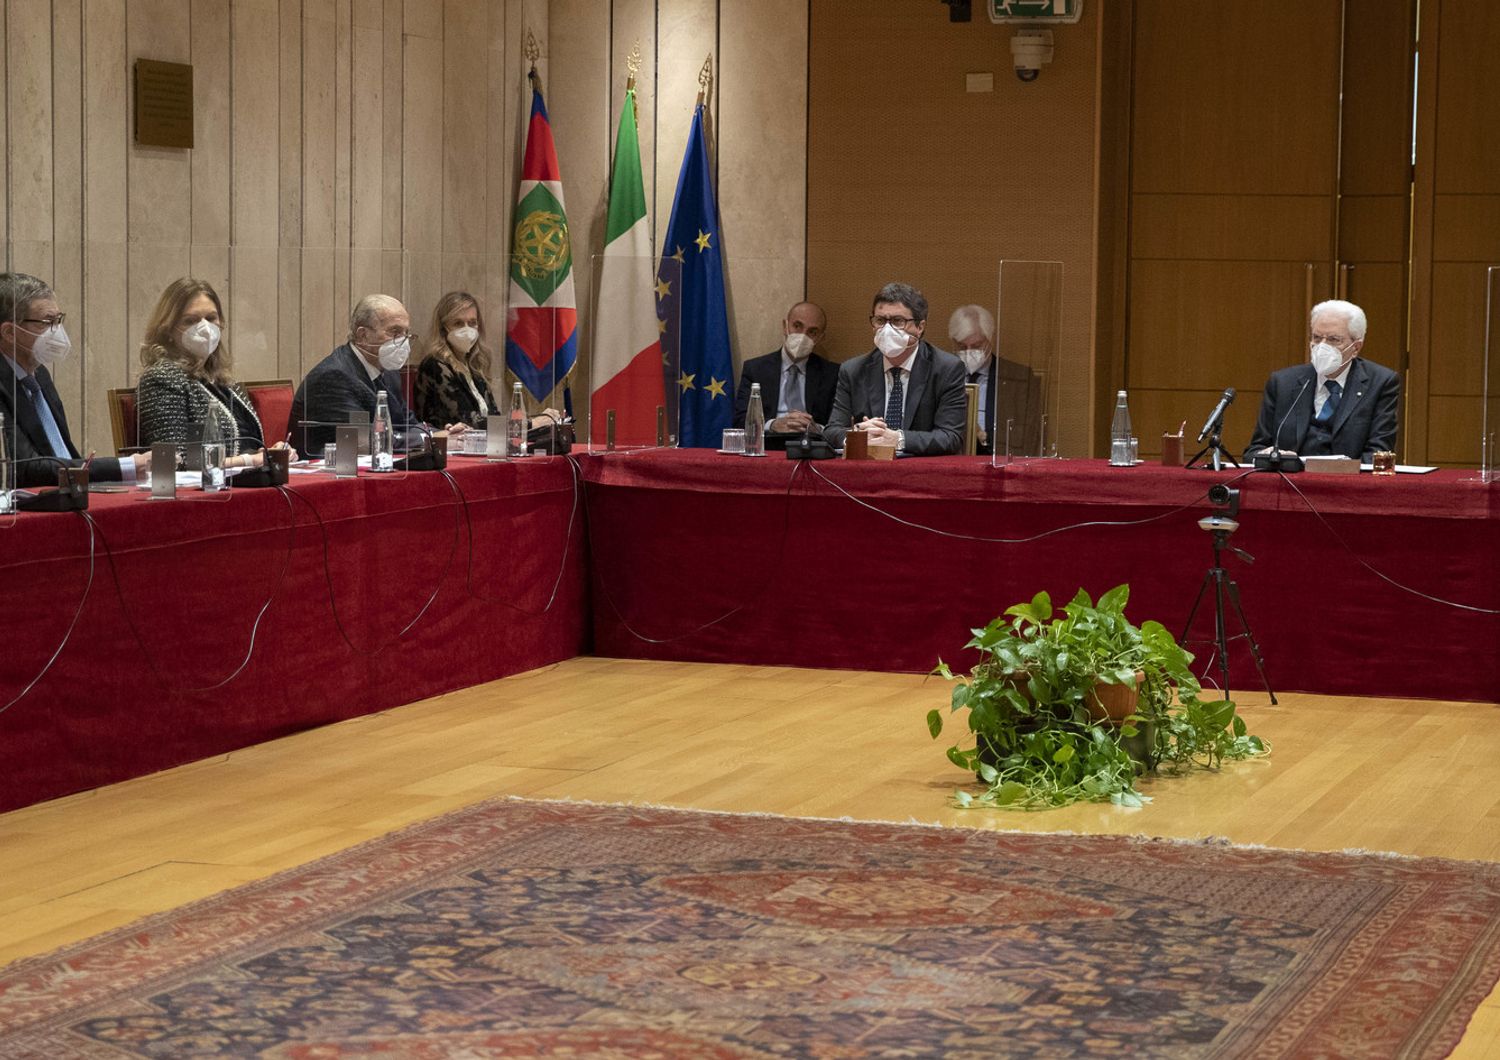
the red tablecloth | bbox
[580,450,1500,702]
[0,458,587,813]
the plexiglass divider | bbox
[991,260,1063,466]
[586,254,681,451]
[1481,264,1498,483]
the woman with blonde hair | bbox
[415,291,562,431]
[136,278,286,466]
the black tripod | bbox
[1180,512,1277,704]
[1186,425,1239,471]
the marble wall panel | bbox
[654,0,716,244]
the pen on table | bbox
[1178,420,1187,437]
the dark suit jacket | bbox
[1245,357,1400,462]
[290,344,423,456]
[822,342,968,456]
[975,355,1044,457]
[1,355,124,488]
[732,350,838,429]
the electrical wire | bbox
[85,487,298,693]
[281,477,462,656]
[0,509,96,716]
[583,457,807,644]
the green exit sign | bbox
[990,0,1082,22]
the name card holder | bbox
[485,414,506,460]
[334,426,360,478]
[150,443,177,499]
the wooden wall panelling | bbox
[81,0,129,450]
[230,0,282,385]
[381,0,402,295]
[807,0,1099,451]
[125,0,192,426]
[52,0,85,432]
[400,0,442,336]
[719,0,808,372]
[277,0,305,380]
[300,0,339,374]
[332,0,353,328]
[189,0,230,288]
[1093,0,1133,454]
[438,0,488,308]
[654,0,716,266]
[548,0,609,423]
[9,0,56,282]
[348,10,384,318]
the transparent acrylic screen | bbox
[991,259,1064,465]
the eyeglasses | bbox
[21,314,65,328]
[870,315,915,329]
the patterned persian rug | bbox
[3,800,1500,1058]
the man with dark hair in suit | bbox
[1245,299,1400,462]
[822,281,967,456]
[732,301,838,433]
[948,303,1044,457]
[290,294,429,457]
[0,272,148,489]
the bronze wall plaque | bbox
[135,59,194,149]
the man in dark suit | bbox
[948,303,1044,457]
[1245,299,1399,462]
[1,272,146,489]
[822,282,967,456]
[732,301,838,433]
[291,294,428,457]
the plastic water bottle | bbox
[508,382,527,458]
[371,390,394,472]
[0,412,13,513]
[744,382,766,457]
[200,410,227,491]
[1109,390,1133,466]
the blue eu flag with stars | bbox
[657,104,732,448]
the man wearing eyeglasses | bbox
[1245,299,1399,462]
[822,282,967,456]
[0,272,149,488]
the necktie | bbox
[785,363,806,413]
[885,368,905,431]
[20,376,70,459]
[968,372,981,385]
[1316,380,1342,426]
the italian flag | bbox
[590,86,664,447]
[505,72,578,405]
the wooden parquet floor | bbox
[2,657,1498,1053]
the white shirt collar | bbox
[352,345,383,382]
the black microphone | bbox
[1196,387,1236,442]
[1253,377,1311,473]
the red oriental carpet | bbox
[2,799,1499,1058]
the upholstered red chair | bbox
[243,379,295,447]
[107,388,139,453]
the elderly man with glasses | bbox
[822,281,967,456]
[1245,299,1400,462]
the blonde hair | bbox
[140,278,233,384]
[419,291,493,379]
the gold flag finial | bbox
[626,40,643,124]
[696,53,713,106]
[524,28,540,68]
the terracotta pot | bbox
[1087,671,1145,724]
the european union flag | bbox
[657,104,732,448]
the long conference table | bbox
[3,448,1497,812]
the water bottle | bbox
[0,412,12,513]
[744,382,766,457]
[508,382,527,458]
[200,410,227,491]
[1109,390,1133,466]
[371,390,394,472]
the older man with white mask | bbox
[948,303,1044,457]
[1245,299,1399,462]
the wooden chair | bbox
[107,388,139,453]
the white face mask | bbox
[874,323,913,359]
[376,335,411,371]
[957,347,991,376]
[180,319,221,361]
[1310,341,1349,377]
[447,326,479,355]
[783,332,814,361]
[28,323,73,369]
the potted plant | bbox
[928,585,1267,809]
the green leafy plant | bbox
[928,585,1268,809]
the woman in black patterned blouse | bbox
[414,291,562,431]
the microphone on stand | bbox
[1253,377,1311,473]
[1196,387,1236,442]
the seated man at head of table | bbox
[291,293,443,457]
[0,272,149,488]
[821,281,967,456]
[948,303,1044,457]
[1245,298,1400,463]
[732,300,838,435]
